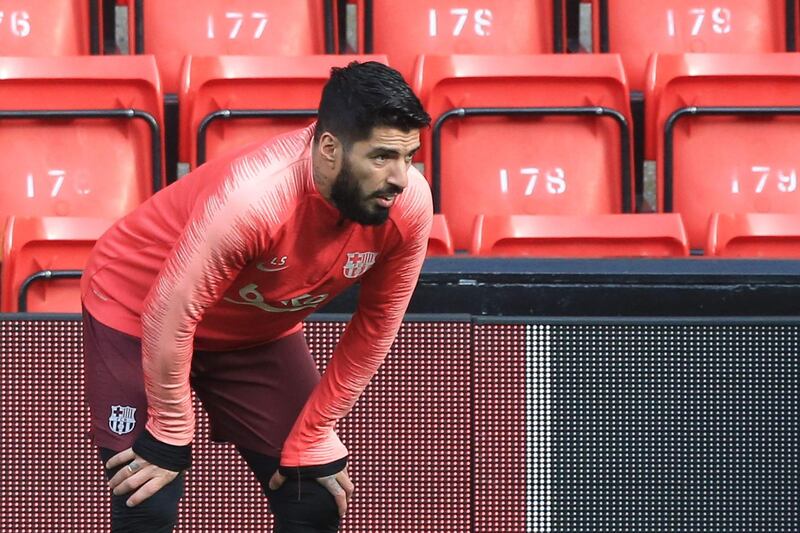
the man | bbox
[81,61,432,532]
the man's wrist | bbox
[132,429,192,472]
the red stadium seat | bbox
[645,53,800,251]
[0,0,100,55]
[415,53,634,251]
[707,213,800,258]
[470,213,689,257]
[350,0,566,82]
[0,55,165,233]
[123,0,338,94]
[588,0,794,91]
[427,214,455,256]
[179,54,388,168]
[1,216,114,312]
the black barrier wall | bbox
[0,314,797,532]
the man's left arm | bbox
[280,191,433,474]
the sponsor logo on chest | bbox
[224,284,328,313]
[343,251,378,279]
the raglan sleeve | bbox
[279,181,433,474]
[132,176,272,471]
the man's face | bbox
[330,126,421,226]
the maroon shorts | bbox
[82,309,320,457]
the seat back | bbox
[0,0,99,55]
[352,0,564,82]
[590,0,793,91]
[646,53,800,251]
[179,54,387,167]
[125,0,336,93]
[1,216,114,312]
[0,55,164,232]
[417,53,633,250]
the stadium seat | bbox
[645,53,800,251]
[415,53,634,251]
[1,216,114,312]
[0,0,101,55]
[0,55,164,233]
[179,54,388,168]
[470,213,689,257]
[707,213,800,258]
[428,214,455,256]
[588,0,795,91]
[124,0,339,94]
[350,0,566,82]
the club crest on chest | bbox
[343,251,378,279]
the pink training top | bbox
[81,123,433,468]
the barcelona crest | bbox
[343,251,378,279]
[109,405,137,435]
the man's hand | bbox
[269,467,355,517]
[106,448,179,507]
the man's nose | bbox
[387,161,409,192]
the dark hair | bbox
[315,61,431,146]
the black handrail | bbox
[598,0,610,52]
[363,0,374,53]
[89,0,99,54]
[196,109,318,165]
[337,0,349,52]
[0,109,162,194]
[565,0,581,52]
[324,0,336,53]
[431,106,632,213]
[553,0,564,52]
[134,0,144,54]
[663,105,800,212]
[18,270,83,313]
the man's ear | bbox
[317,132,341,170]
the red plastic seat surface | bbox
[590,0,788,90]
[127,0,332,93]
[179,54,388,167]
[646,53,800,250]
[1,216,115,312]
[470,213,689,257]
[0,0,94,55]
[707,213,800,258]
[352,0,561,82]
[416,53,633,250]
[0,56,164,231]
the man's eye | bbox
[375,155,387,162]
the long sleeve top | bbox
[81,123,433,467]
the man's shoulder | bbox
[202,124,314,197]
[183,125,314,232]
[235,124,314,174]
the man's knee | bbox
[100,448,184,533]
[268,477,340,533]
[109,481,183,533]
[237,447,340,533]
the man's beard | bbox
[330,159,397,226]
